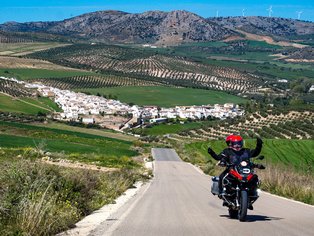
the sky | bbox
[1,0,313,23]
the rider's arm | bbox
[208,147,220,160]
[208,147,229,161]
[250,137,263,157]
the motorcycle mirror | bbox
[257,155,265,160]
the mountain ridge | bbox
[0,10,313,45]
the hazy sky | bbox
[1,0,313,23]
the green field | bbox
[20,97,62,112]
[0,68,97,80]
[0,42,69,56]
[34,122,137,142]
[184,139,314,171]
[132,121,214,136]
[0,93,55,114]
[80,86,247,107]
[0,121,139,167]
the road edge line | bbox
[260,190,314,208]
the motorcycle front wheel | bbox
[238,190,248,222]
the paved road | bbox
[91,148,314,236]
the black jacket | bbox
[208,138,263,164]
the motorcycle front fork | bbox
[236,187,240,208]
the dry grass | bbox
[0,158,144,235]
[0,56,81,70]
[258,164,314,205]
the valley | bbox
[0,9,313,235]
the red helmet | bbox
[225,134,234,146]
[230,135,243,151]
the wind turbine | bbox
[267,5,273,17]
[242,8,246,17]
[296,11,303,20]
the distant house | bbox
[224,103,235,109]
[82,118,95,124]
[149,118,168,124]
[39,88,55,97]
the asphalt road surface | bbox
[91,148,314,236]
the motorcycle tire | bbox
[228,209,238,219]
[238,190,248,222]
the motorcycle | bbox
[211,156,265,221]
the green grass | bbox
[37,97,62,112]
[0,93,51,114]
[180,41,229,47]
[0,134,136,159]
[246,40,283,49]
[20,97,62,112]
[0,42,69,56]
[34,122,137,142]
[184,139,314,172]
[210,52,274,61]
[0,121,133,144]
[0,121,139,167]
[0,68,97,80]
[133,121,212,136]
[80,86,247,107]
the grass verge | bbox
[0,157,145,235]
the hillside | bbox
[0,10,236,45]
[27,44,265,94]
[208,16,314,41]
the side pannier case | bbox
[211,176,219,195]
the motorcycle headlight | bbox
[240,161,247,167]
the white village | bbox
[0,76,244,130]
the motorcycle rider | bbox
[207,135,263,199]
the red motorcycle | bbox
[211,156,265,221]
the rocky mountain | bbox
[1,11,313,45]
[0,10,236,45]
[208,16,314,40]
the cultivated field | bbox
[172,111,314,141]
[28,44,266,94]
[0,93,55,114]
[80,86,247,107]
[29,74,164,89]
[0,42,70,56]
[0,121,139,167]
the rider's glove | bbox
[256,164,266,169]
[256,137,263,145]
[207,147,215,155]
[218,161,226,167]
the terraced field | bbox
[29,74,163,90]
[172,111,314,141]
[28,44,266,94]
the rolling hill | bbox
[0,10,236,45]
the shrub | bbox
[0,159,141,235]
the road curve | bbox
[91,148,314,236]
